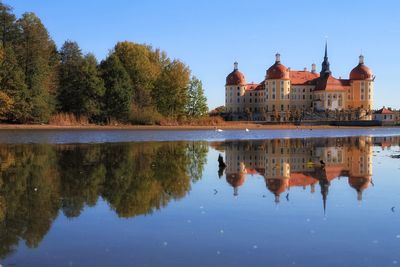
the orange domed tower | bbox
[226,173,246,196]
[225,62,247,114]
[348,55,374,112]
[265,53,291,121]
[265,178,289,203]
[348,175,371,201]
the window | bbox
[272,94,275,99]
[237,92,240,96]
[281,105,284,111]
[303,95,305,100]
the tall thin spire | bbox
[320,41,331,76]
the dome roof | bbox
[348,175,371,201]
[266,53,289,80]
[350,55,373,80]
[226,62,246,86]
[226,173,246,188]
[348,176,371,192]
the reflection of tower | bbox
[348,176,371,201]
[265,178,289,203]
[226,173,246,196]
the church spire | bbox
[320,41,331,76]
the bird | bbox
[245,128,250,132]
[216,128,223,132]
[391,206,395,213]
[213,189,218,195]
[285,193,290,201]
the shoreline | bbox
[0,123,398,131]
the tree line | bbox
[0,3,208,124]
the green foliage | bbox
[186,76,208,117]
[100,54,132,122]
[58,41,104,120]
[0,46,31,122]
[14,12,58,123]
[153,60,191,117]
[113,42,162,109]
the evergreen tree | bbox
[58,41,105,120]
[0,46,31,122]
[100,54,133,122]
[58,41,84,113]
[15,12,58,123]
[0,2,18,47]
[79,54,105,119]
[186,76,208,117]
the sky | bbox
[9,0,400,109]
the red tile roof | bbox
[289,71,319,85]
[245,82,264,91]
[374,107,394,114]
[314,75,351,91]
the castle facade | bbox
[225,44,374,121]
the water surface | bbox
[0,131,399,266]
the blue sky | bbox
[10,0,400,109]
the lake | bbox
[0,129,400,267]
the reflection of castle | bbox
[219,137,390,211]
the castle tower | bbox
[349,55,374,114]
[265,53,291,121]
[225,62,246,114]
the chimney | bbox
[234,61,238,70]
[304,67,307,71]
[311,63,316,73]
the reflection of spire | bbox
[320,179,330,215]
[275,194,280,204]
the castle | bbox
[225,43,374,121]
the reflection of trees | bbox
[0,141,208,258]
[0,145,60,258]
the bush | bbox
[49,113,89,126]
[129,105,163,125]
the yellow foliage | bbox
[0,91,14,120]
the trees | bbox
[153,60,190,117]
[0,2,209,125]
[186,76,208,118]
[58,41,105,120]
[99,54,132,122]
[14,12,58,123]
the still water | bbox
[0,130,400,266]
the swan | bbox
[245,128,250,132]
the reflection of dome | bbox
[349,55,373,80]
[226,173,246,196]
[265,178,289,203]
[348,175,371,201]
[266,53,289,80]
[226,62,246,86]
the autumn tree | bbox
[153,60,190,117]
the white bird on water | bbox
[215,128,223,132]
[245,128,250,132]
